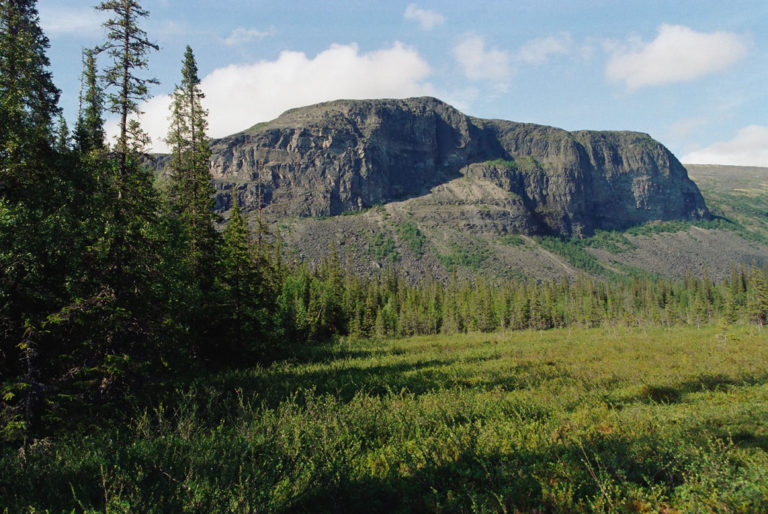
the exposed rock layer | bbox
[206,97,708,236]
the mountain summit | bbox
[207,96,708,237]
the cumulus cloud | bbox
[404,4,445,30]
[453,35,512,84]
[107,42,434,153]
[38,6,104,36]
[682,125,768,167]
[606,24,748,90]
[517,33,572,64]
[224,27,271,46]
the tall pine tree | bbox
[0,0,74,442]
[166,46,218,285]
[165,45,220,357]
[64,0,167,406]
[74,48,105,154]
[0,0,60,197]
[95,0,158,174]
[93,0,160,300]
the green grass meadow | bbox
[4,325,768,512]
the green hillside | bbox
[686,164,768,244]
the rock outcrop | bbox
[205,97,708,236]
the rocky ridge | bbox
[207,96,708,237]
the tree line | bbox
[2,0,768,445]
[283,255,768,342]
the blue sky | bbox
[37,0,768,165]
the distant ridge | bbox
[204,96,708,237]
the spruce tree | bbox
[93,0,160,299]
[165,45,221,355]
[218,197,272,363]
[74,48,105,154]
[747,265,768,326]
[95,0,158,174]
[55,114,69,153]
[0,0,75,441]
[57,0,168,408]
[0,0,60,197]
[166,46,218,281]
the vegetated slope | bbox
[5,326,768,511]
[276,162,768,283]
[577,164,768,281]
[277,162,768,283]
[686,164,768,240]
[598,164,768,279]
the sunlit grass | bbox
[3,324,768,512]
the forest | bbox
[2,1,768,511]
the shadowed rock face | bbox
[206,96,708,237]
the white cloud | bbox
[453,35,512,84]
[403,4,445,30]
[224,27,271,46]
[517,33,572,64]
[606,24,748,90]
[107,42,434,153]
[682,125,768,166]
[38,6,104,36]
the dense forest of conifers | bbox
[2,0,768,447]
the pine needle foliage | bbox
[74,48,105,154]
[95,0,158,174]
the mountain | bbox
[155,98,768,281]
[207,97,708,238]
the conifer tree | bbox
[93,0,160,299]
[0,0,60,197]
[74,48,105,154]
[59,0,168,407]
[55,114,69,153]
[217,197,273,362]
[166,46,218,282]
[747,265,768,326]
[96,0,158,175]
[0,0,73,441]
[164,45,221,356]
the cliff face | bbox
[207,97,708,236]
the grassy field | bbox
[3,325,768,512]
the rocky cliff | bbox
[205,97,708,237]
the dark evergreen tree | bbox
[42,0,169,415]
[92,0,160,303]
[0,0,78,442]
[166,46,218,281]
[164,45,221,357]
[217,198,274,363]
[55,114,69,153]
[95,0,158,174]
[0,0,60,197]
[74,48,105,154]
[747,265,768,326]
